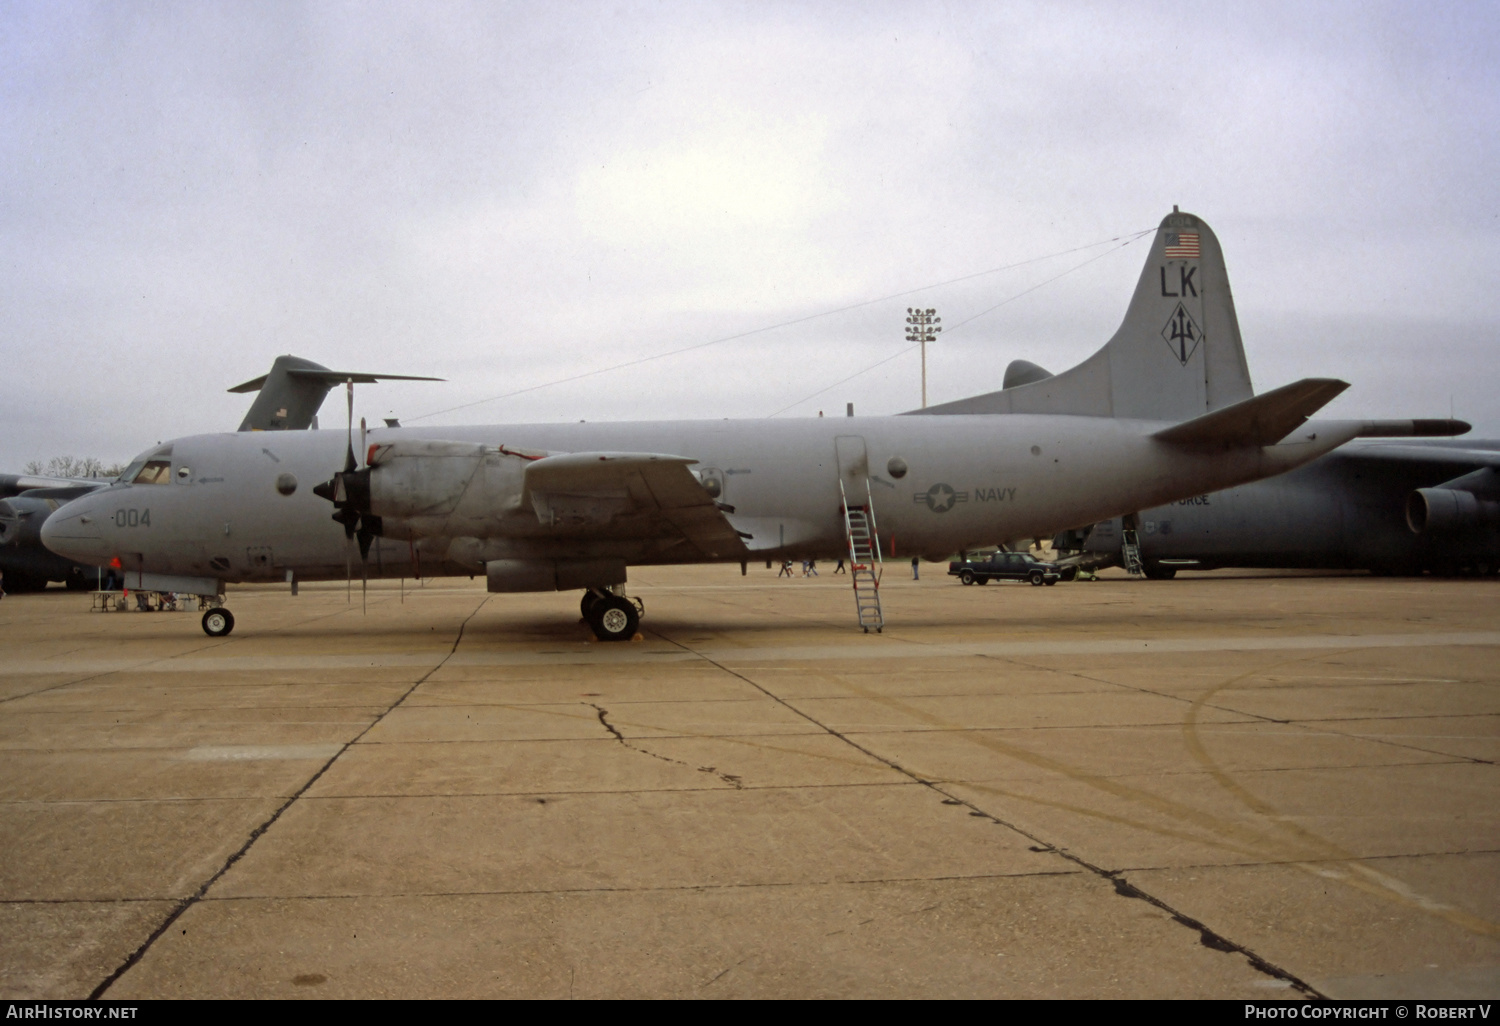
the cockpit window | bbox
[118,444,173,485]
[132,460,173,485]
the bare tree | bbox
[22,455,128,479]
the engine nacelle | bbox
[0,497,60,548]
[1406,487,1500,534]
[334,440,541,536]
[485,557,626,593]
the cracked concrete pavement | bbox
[1,565,1496,998]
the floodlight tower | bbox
[906,308,941,409]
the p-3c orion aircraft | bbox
[42,209,1434,640]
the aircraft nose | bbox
[39,498,106,562]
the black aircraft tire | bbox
[959,571,975,585]
[1029,572,1044,586]
[202,608,235,637]
[1044,578,1056,586]
[1060,566,1078,582]
[588,596,639,642]
[581,591,603,619]
[976,577,987,585]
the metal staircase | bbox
[1120,526,1145,576]
[839,479,884,632]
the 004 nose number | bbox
[113,509,151,527]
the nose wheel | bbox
[201,608,235,637]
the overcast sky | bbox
[3,1,1496,470]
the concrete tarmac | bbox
[1,565,1496,999]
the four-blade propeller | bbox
[310,381,384,610]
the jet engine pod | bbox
[486,558,627,593]
[0,497,57,548]
[1406,487,1500,534]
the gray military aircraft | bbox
[1052,435,1497,578]
[227,354,440,432]
[0,356,438,591]
[41,209,1430,639]
[947,358,1490,577]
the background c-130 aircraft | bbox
[1053,433,1496,578]
[960,357,1489,579]
[41,209,1445,640]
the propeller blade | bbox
[343,379,356,473]
[356,515,381,614]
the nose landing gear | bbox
[201,607,235,637]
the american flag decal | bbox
[1164,232,1200,258]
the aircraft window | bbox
[132,460,173,485]
[117,460,147,484]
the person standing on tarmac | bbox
[911,556,920,580]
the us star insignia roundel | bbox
[914,482,966,513]
[1161,302,1204,365]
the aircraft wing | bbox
[523,452,749,560]
[1328,441,1500,468]
[0,473,111,500]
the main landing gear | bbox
[580,587,644,642]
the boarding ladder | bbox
[1120,526,1145,577]
[839,479,885,633]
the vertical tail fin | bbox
[230,355,343,431]
[916,209,1255,420]
[228,356,443,431]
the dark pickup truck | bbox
[947,552,1069,586]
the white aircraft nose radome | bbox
[38,499,106,563]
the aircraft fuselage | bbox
[43,414,1357,586]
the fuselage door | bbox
[834,435,869,493]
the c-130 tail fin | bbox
[229,355,442,432]
[915,209,1255,421]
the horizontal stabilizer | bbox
[1152,378,1348,447]
[1354,418,1471,438]
[284,369,444,385]
[229,369,443,393]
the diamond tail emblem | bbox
[1161,302,1204,365]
